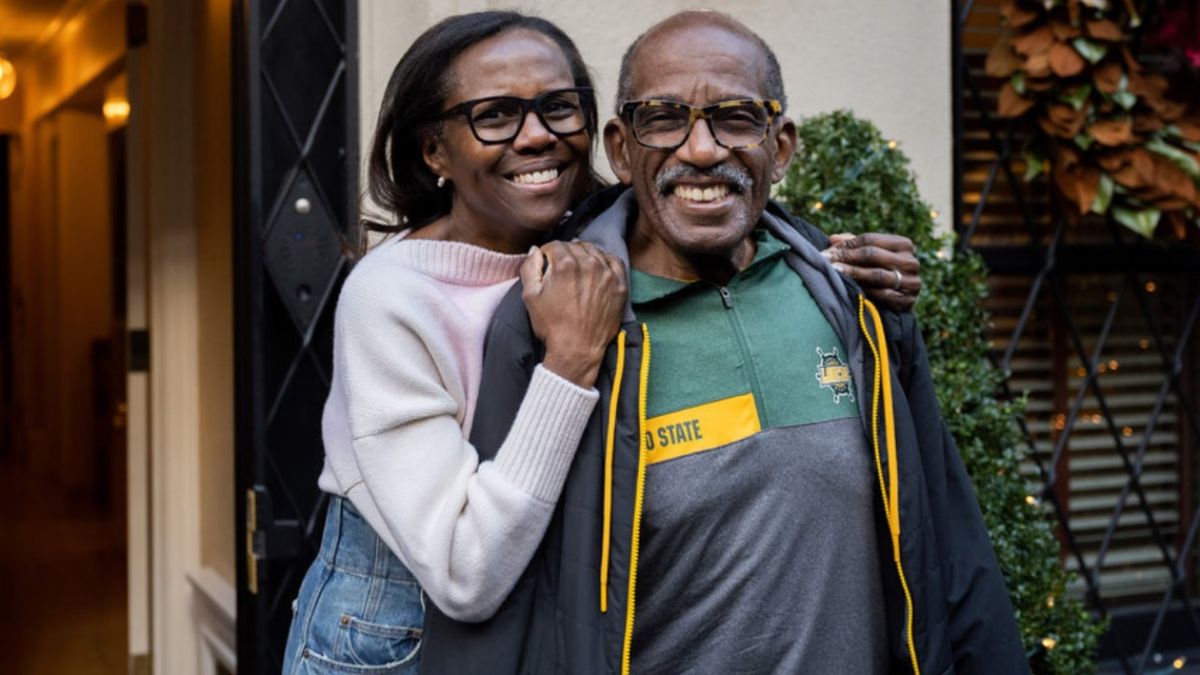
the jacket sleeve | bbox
[895,312,1031,675]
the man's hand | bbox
[822,232,922,313]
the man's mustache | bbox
[655,164,754,195]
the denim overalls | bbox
[283,496,424,674]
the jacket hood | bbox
[574,188,639,323]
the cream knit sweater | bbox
[317,234,599,622]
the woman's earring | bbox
[437,176,446,188]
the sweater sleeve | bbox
[334,271,599,623]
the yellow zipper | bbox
[620,324,651,675]
[600,330,628,613]
[858,296,921,675]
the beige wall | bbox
[358,0,952,226]
[196,0,236,587]
[9,118,58,475]
[8,112,113,491]
[52,108,114,494]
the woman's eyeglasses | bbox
[441,87,593,145]
[619,98,782,150]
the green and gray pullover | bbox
[629,228,886,672]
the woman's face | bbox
[424,29,591,251]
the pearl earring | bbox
[437,176,446,188]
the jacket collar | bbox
[572,186,867,342]
[628,229,791,305]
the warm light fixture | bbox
[103,99,131,123]
[0,56,16,100]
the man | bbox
[422,11,1027,674]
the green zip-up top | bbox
[629,229,887,673]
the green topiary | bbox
[776,110,1105,674]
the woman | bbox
[284,11,920,674]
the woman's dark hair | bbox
[365,11,601,234]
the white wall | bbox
[358,0,952,227]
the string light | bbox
[1145,281,1157,293]
[929,210,940,219]
[1042,637,1057,650]
[811,201,824,211]
[1108,359,1119,371]
[887,140,898,149]
[1139,339,1150,350]
[1123,426,1134,437]
[1046,595,1056,608]
[1026,495,1039,506]
[1175,656,1187,669]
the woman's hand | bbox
[521,241,628,388]
[823,232,922,312]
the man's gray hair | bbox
[615,11,787,114]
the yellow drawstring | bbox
[858,296,921,675]
[600,330,627,613]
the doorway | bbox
[0,74,130,675]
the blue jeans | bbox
[283,497,424,674]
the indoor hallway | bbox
[0,454,126,675]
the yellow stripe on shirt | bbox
[645,392,762,465]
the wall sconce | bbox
[103,99,131,124]
[0,57,16,100]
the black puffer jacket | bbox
[420,187,1028,675]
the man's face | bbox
[605,23,796,263]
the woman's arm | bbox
[336,243,625,623]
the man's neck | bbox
[628,227,757,286]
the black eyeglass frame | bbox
[619,98,784,151]
[440,87,595,145]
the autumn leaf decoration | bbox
[990,0,1200,239]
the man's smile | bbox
[672,184,730,202]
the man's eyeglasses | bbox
[619,98,783,151]
[441,88,593,145]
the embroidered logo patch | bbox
[815,347,853,403]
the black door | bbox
[233,0,357,671]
